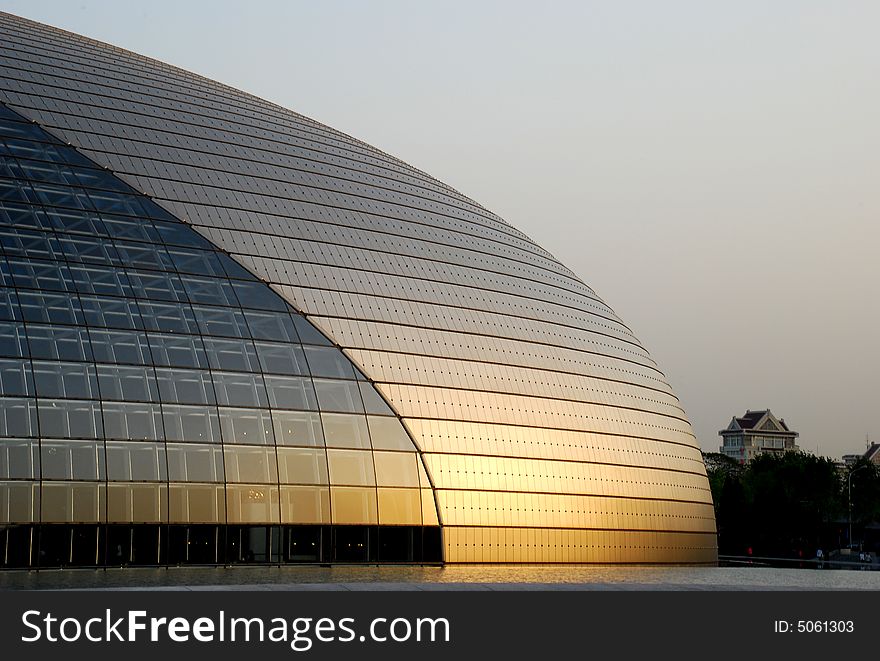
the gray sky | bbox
[4,0,878,458]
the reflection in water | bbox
[3,565,880,590]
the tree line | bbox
[703,451,880,557]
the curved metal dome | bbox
[0,11,715,564]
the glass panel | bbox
[277,447,328,485]
[166,443,224,482]
[37,399,103,439]
[105,441,166,481]
[154,220,213,247]
[321,413,371,449]
[168,247,226,276]
[226,484,278,524]
[280,486,330,524]
[162,405,220,443]
[313,379,363,413]
[89,191,147,216]
[147,333,208,368]
[359,382,395,415]
[106,483,166,523]
[264,375,318,410]
[218,407,274,445]
[202,337,260,372]
[327,449,376,486]
[0,288,22,322]
[192,305,250,337]
[40,440,105,480]
[184,277,238,306]
[0,481,39,523]
[417,458,431,488]
[168,484,224,523]
[212,371,267,407]
[128,270,186,302]
[0,397,37,437]
[271,410,323,447]
[292,315,331,345]
[41,482,104,523]
[367,415,414,450]
[330,486,377,525]
[304,346,355,379]
[230,280,287,311]
[0,438,39,479]
[0,323,28,358]
[58,233,122,266]
[378,488,422,525]
[100,214,158,239]
[373,451,420,487]
[421,489,439,526]
[101,402,163,441]
[223,445,278,483]
[139,302,199,334]
[89,330,152,364]
[243,310,298,342]
[46,209,104,236]
[17,291,83,324]
[80,295,143,329]
[26,325,91,361]
[69,264,132,297]
[216,253,254,280]
[0,357,34,396]
[255,341,308,375]
[96,365,159,401]
[156,368,215,405]
[6,257,71,291]
[31,361,98,400]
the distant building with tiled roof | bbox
[843,441,880,469]
[719,409,800,463]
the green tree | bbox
[703,452,748,554]
[742,452,843,556]
[704,451,847,556]
[846,458,880,546]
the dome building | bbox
[0,12,716,566]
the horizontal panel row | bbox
[234,244,605,322]
[193,217,587,301]
[435,489,716,531]
[347,350,685,418]
[0,480,438,526]
[0,396,406,445]
[122,159,558,268]
[202,228,618,327]
[275,285,653,367]
[0,439,427,487]
[443,526,717,563]
[381,384,695,442]
[0,522,444,567]
[406,418,704,469]
[315,318,675,394]
[424,454,711,503]
[199,219,590,308]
